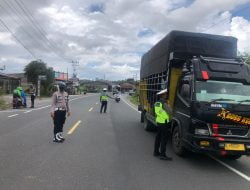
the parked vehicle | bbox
[138,30,250,159]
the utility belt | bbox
[55,108,66,111]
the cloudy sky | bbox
[0,0,250,80]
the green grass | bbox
[129,94,139,105]
[0,97,9,110]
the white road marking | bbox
[121,97,140,113]
[24,110,33,113]
[2,94,98,118]
[123,95,250,182]
[89,107,93,112]
[69,95,96,102]
[209,155,250,181]
[96,102,98,105]
[0,109,26,113]
[8,114,18,118]
[32,105,51,111]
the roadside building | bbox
[120,82,135,93]
[0,73,21,94]
[8,73,32,92]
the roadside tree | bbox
[24,60,55,96]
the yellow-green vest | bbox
[154,102,169,124]
[101,95,108,101]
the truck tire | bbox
[143,114,153,131]
[140,112,144,123]
[172,126,187,156]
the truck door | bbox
[174,76,192,137]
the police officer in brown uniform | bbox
[50,82,71,143]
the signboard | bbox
[54,71,68,81]
[38,75,47,80]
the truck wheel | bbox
[143,114,153,131]
[140,112,144,123]
[222,155,242,160]
[172,126,186,156]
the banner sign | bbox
[54,71,68,81]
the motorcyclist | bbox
[13,87,22,108]
[114,93,120,102]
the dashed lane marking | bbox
[89,107,93,112]
[8,114,18,118]
[2,95,98,117]
[67,120,82,135]
[24,110,33,113]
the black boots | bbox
[53,132,65,143]
[159,155,172,161]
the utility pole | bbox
[71,60,79,78]
[67,67,69,81]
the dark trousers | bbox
[100,101,107,113]
[53,110,66,137]
[154,123,170,156]
[31,95,35,107]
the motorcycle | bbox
[13,97,23,109]
[115,95,120,103]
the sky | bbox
[0,0,250,80]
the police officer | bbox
[50,82,70,143]
[153,88,172,161]
[100,88,109,113]
[30,85,36,108]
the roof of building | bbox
[0,73,20,80]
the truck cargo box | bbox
[141,31,237,79]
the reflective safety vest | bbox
[154,102,170,124]
[101,95,108,101]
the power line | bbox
[0,0,71,63]
[0,18,37,58]
[0,1,48,54]
[14,0,69,62]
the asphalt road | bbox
[0,94,249,190]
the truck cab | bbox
[172,56,250,158]
[139,31,250,159]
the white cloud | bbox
[226,17,250,52]
[0,32,15,45]
[1,0,250,80]
[39,5,97,37]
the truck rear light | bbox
[212,124,219,136]
[216,137,225,141]
[202,71,209,80]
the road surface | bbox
[0,94,249,190]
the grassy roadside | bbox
[129,94,139,105]
[0,91,10,110]
[0,98,9,110]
